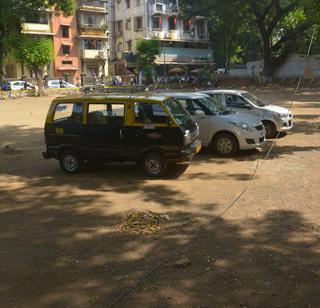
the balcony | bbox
[79,23,108,31]
[155,47,213,64]
[21,23,53,35]
[78,0,107,12]
[82,49,108,60]
[151,3,179,16]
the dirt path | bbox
[0,88,319,307]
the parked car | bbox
[47,80,77,89]
[199,90,293,138]
[164,93,266,156]
[43,94,201,176]
[8,80,38,91]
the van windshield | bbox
[242,92,266,107]
[165,99,197,131]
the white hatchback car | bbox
[48,80,77,89]
[166,93,266,156]
[8,80,38,91]
[200,90,293,138]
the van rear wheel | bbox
[141,152,167,177]
[59,151,82,174]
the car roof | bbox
[199,89,248,95]
[52,93,172,104]
[161,92,210,99]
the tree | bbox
[136,38,160,84]
[181,0,320,79]
[0,0,73,77]
[13,36,54,96]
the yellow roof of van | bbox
[52,93,171,104]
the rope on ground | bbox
[107,25,318,307]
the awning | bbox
[56,67,79,71]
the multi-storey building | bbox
[4,10,55,78]
[52,11,80,84]
[109,0,213,75]
[76,0,109,81]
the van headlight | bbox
[228,121,254,132]
[184,131,192,145]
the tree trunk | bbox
[33,66,45,96]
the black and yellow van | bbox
[43,94,201,176]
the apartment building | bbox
[52,12,80,84]
[77,0,109,81]
[4,10,55,78]
[109,0,213,75]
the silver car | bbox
[199,89,293,138]
[165,93,266,156]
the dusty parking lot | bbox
[0,87,319,307]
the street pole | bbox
[163,42,166,82]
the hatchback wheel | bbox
[212,132,239,156]
[141,152,167,177]
[59,151,82,174]
[263,121,277,139]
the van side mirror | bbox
[194,110,206,118]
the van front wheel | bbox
[141,152,167,177]
[59,151,82,174]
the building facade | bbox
[4,9,55,79]
[109,0,213,75]
[77,0,109,82]
[52,11,80,85]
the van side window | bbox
[134,102,169,124]
[53,103,83,124]
[88,103,125,125]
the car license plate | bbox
[195,145,202,154]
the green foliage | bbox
[0,0,73,74]
[136,38,161,71]
[14,36,54,68]
[136,38,160,84]
[180,0,319,77]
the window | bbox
[168,16,177,30]
[62,60,73,65]
[88,104,125,125]
[134,16,143,31]
[117,42,123,52]
[54,103,83,124]
[225,95,248,108]
[211,94,223,105]
[125,0,130,9]
[116,20,123,35]
[126,40,132,51]
[183,19,191,32]
[134,102,169,124]
[125,18,131,30]
[61,25,69,38]
[176,99,202,115]
[152,17,163,30]
[62,45,71,55]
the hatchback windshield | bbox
[242,92,266,107]
[195,96,231,115]
[165,99,196,130]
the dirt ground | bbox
[0,87,319,308]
